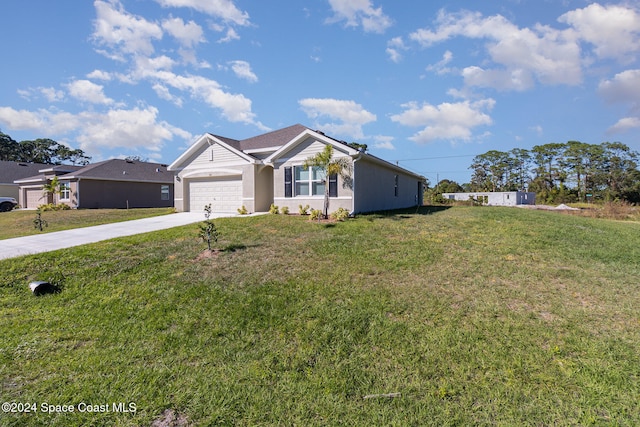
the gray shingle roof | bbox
[62,159,173,183]
[237,124,309,151]
[0,161,51,184]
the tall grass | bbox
[1,207,639,426]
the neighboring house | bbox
[15,159,174,209]
[441,191,536,206]
[168,124,424,214]
[0,161,51,200]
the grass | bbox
[0,208,175,240]
[1,206,639,426]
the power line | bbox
[394,154,477,162]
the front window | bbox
[294,166,325,196]
[59,181,70,200]
[161,185,170,201]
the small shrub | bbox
[330,207,350,221]
[237,205,248,215]
[280,206,289,215]
[33,209,48,232]
[269,204,279,214]
[198,220,219,251]
[38,203,71,211]
[198,204,219,251]
[298,204,310,215]
[309,209,323,221]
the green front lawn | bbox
[0,208,175,240]
[1,207,639,426]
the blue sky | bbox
[1,0,639,185]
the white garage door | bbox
[188,176,242,213]
[25,188,45,208]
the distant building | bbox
[441,191,536,206]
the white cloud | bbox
[0,105,190,155]
[228,60,258,83]
[559,3,640,62]
[326,0,392,33]
[386,37,406,63]
[598,69,640,105]
[87,69,113,81]
[17,87,65,102]
[152,84,183,107]
[217,27,240,43]
[75,106,178,152]
[598,69,640,135]
[40,87,65,103]
[93,0,163,58]
[162,16,204,48]
[462,66,534,91]
[390,99,495,144]
[530,125,544,136]
[426,50,454,75]
[409,9,582,89]
[373,135,395,150]
[144,70,265,128]
[154,0,250,26]
[133,55,176,76]
[607,117,640,134]
[0,107,50,131]
[66,80,114,105]
[299,98,376,139]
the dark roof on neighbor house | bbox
[0,161,52,184]
[13,164,85,184]
[61,159,173,183]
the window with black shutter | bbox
[284,167,292,198]
[329,173,337,197]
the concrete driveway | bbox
[0,212,235,260]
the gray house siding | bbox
[272,160,354,213]
[76,180,174,209]
[353,157,423,213]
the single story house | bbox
[168,124,424,214]
[0,161,51,200]
[15,159,174,209]
[441,191,536,206]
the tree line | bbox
[457,141,640,204]
[1,131,91,165]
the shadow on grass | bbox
[221,243,250,252]
[361,205,451,220]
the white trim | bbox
[264,129,358,165]
[181,168,243,179]
[168,134,257,171]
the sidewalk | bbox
[0,212,232,260]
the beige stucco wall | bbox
[0,184,19,200]
[253,165,273,212]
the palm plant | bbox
[303,145,352,219]
[42,176,61,205]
